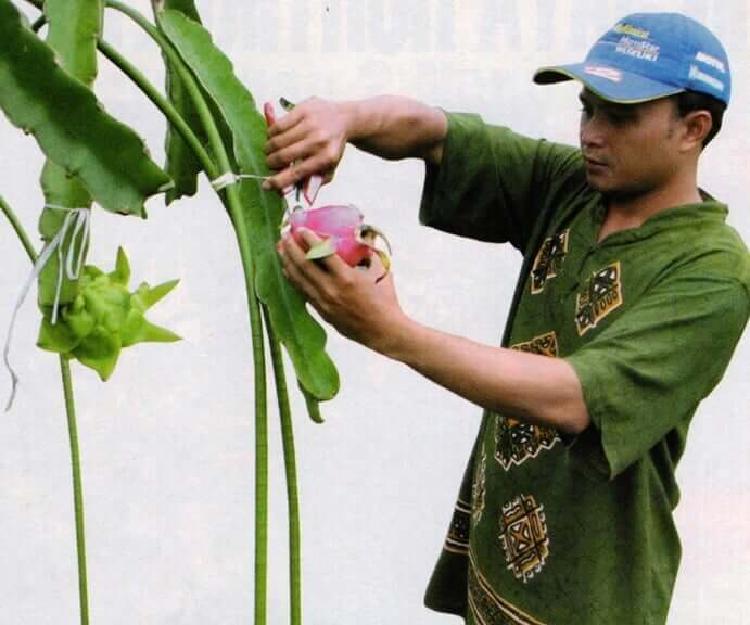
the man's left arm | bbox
[278,230,589,435]
[380,315,589,434]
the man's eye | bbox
[607,112,635,125]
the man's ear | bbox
[680,110,713,151]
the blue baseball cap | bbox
[533,12,731,105]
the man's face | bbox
[578,89,683,200]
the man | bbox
[265,12,749,624]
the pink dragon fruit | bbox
[287,204,392,274]
[263,100,391,275]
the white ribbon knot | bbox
[4,205,91,411]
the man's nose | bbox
[580,115,605,149]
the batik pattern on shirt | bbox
[494,332,561,471]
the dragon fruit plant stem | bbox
[60,354,89,625]
[180,97,274,625]
[96,39,213,176]
[148,24,273,625]
[196,112,272,625]
[264,308,302,625]
[151,38,274,625]
[20,3,334,623]
[1,195,89,625]
[0,194,36,261]
[19,2,266,621]
[105,4,272,620]
[100,3,214,180]
[21,0,99,621]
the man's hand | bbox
[277,228,407,353]
[264,97,349,193]
[277,230,588,434]
[263,95,448,194]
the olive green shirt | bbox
[419,113,750,624]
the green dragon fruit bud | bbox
[36,246,180,380]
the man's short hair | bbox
[672,91,727,148]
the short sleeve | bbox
[565,274,749,479]
[419,112,584,253]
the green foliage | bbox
[159,10,340,401]
[3,3,325,622]
[37,247,180,381]
[154,0,205,203]
[38,0,103,307]
[44,0,102,83]
[155,0,201,19]
[0,0,172,217]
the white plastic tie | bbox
[3,206,91,411]
[210,172,269,191]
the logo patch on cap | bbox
[613,23,650,39]
[584,65,622,82]
[615,36,660,62]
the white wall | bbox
[1,1,748,623]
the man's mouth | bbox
[584,156,608,167]
[584,156,609,173]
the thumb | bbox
[264,101,277,127]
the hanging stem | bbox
[103,1,221,180]
[204,131,271,625]
[0,195,89,625]
[61,358,90,625]
[247,255,269,625]
[0,195,37,262]
[263,307,302,625]
[97,39,213,176]
[105,0,170,46]
[104,5,271,620]
[155,40,271,625]
[222,186,269,625]
[33,3,275,621]
[14,6,94,621]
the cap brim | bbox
[533,63,684,103]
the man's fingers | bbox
[280,230,352,295]
[263,101,278,126]
[264,97,342,194]
[278,238,322,302]
[265,122,309,161]
[265,134,318,171]
[264,164,303,193]
[285,228,377,283]
[264,152,335,192]
[267,105,304,137]
[296,229,350,276]
[280,231,327,284]
[263,155,309,192]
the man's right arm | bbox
[263,95,447,192]
[345,95,447,164]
